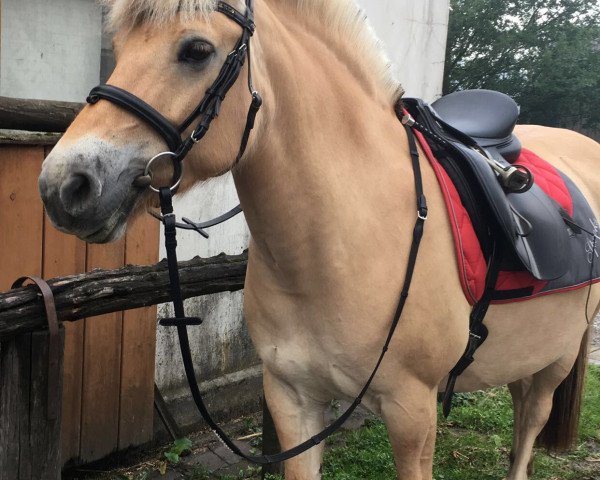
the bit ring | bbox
[144,152,183,193]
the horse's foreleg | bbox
[506,358,575,480]
[263,367,327,480]
[381,380,438,480]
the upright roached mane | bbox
[99,0,403,101]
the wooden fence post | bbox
[0,327,64,480]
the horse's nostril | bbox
[59,173,101,217]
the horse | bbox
[37,1,600,478]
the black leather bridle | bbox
[86,0,262,193]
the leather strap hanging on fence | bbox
[11,276,61,420]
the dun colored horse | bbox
[38,1,600,478]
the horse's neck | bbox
[234,2,413,287]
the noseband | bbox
[86,0,262,193]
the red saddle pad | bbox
[414,130,599,305]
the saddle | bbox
[403,90,575,282]
[404,90,600,415]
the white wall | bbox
[0,0,102,102]
[155,179,254,394]
[358,0,450,102]
[155,0,450,405]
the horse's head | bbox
[39,0,263,243]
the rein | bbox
[85,0,428,465]
[156,121,427,465]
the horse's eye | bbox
[178,40,214,64]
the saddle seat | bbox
[432,89,522,162]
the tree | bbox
[444,0,600,133]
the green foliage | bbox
[185,466,212,480]
[441,389,514,441]
[164,437,193,464]
[444,0,600,131]
[215,466,262,479]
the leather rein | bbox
[85,0,428,465]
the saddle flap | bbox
[453,144,570,280]
[507,187,571,280]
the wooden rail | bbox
[0,252,247,338]
[0,251,287,478]
[0,96,83,132]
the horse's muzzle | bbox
[38,143,143,242]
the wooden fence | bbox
[0,133,159,466]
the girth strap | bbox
[442,242,501,417]
[158,123,428,465]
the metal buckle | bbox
[236,43,248,57]
[144,151,183,193]
[402,114,416,127]
[191,129,204,144]
[225,43,247,61]
[418,210,428,221]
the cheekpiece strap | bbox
[217,2,255,34]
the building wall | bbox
[155,0,450,419]
[0,0,102,102]
[361,0,450,102]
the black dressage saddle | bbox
[403,90,572,281]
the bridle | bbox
[87,0,262,194]
[84,0,429,466]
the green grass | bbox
[433,365,600,480]
[313,365,600,480]
[96,366,600,479]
